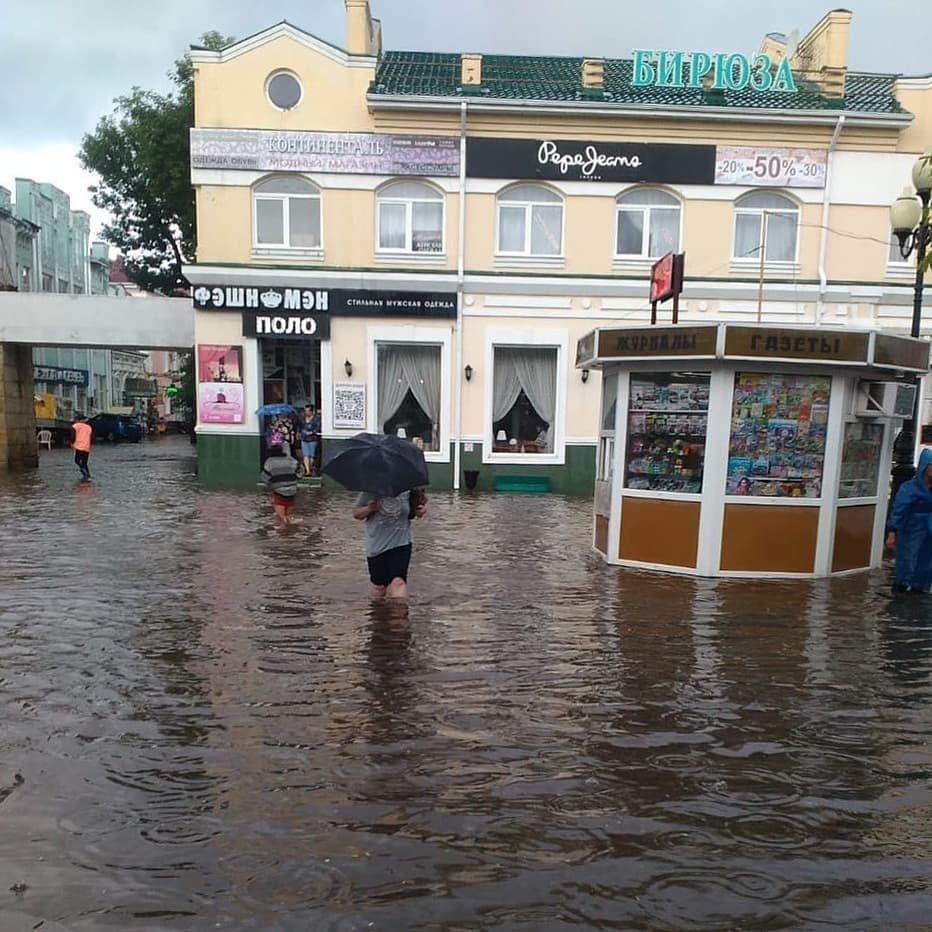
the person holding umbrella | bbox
[353,489,427,599]
[323,432,429,599]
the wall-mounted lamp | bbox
[464,364,473,381]
[344,359,353,378]
[581,368,590,383]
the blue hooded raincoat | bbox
[889,447,932,591]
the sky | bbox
[2,0,929,238]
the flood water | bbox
[1,438,930,930]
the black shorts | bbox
[367,544,412,587]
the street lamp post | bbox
[888,147,932,511]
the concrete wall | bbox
[0,293,193,350]
[0,343,38,470]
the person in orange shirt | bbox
[71,414,93,480]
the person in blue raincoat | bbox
[886,447,932,592]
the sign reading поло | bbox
[242,312,331,341]
[194,284,457,318]
[190,128,459,176]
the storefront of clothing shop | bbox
[191,279,457,486]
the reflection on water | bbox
[0,438,930,929]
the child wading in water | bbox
[261,443,301,525]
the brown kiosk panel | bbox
[721,504,819,573]
[594,515,610,555]
[832,505,876,573]
[619,497,700,568]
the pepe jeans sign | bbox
[467,137,716,184]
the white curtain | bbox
[377,347,409,428]
[734,213,761,260]
[401,346,441,435]
[498,205,526,252]
[379,203,407,249]
[492,352,522,422]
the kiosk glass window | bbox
[726,372,830,498]
[625,372,710,493]
[598,371,619,481]
[838,422,884,499]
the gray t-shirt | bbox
[355,491,412,557]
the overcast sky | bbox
[2,0,929,237]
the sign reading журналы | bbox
[630,49,797,93]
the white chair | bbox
[36,429,53,450]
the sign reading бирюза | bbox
[630,49,796,93]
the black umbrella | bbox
[322,432,429,497]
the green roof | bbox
[370,51,907,115]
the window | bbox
[491,347,557,454]
[376,343,442,452]
[626,373,710,493]
[726,372,829,498]
[732,192,798,262]
[598,371,619,481]
[616,188,680,258]
[253,176,321,250]
[377,181,443,254]
[496,185,563,256]
[266,71,302,110]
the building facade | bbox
[187,3,932,491]
[10,179,147,422]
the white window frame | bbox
[366,324,452,463]
[614,188,682,260]
[730,192,800,271]
[375,181,445,258]
[251,175,323,258]
[483,327,567,466]
[265,70,304,112]
[495,184,564,258]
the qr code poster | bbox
[333,381,366,429]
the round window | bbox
[267,71,302,110]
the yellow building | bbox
[186,2,931,492]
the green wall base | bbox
[198,434,595,495]
[197,433,261,487]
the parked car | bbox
[88,413,144,443]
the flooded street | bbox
[1,438,930,930]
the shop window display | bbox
[726,372,829,497]
[838,422,885,499]
[625,373,710,493]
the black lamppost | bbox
[888,147,932,508]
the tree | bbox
[79,32,232,294]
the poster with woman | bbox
[197,345,243,383]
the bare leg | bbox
[303,455,312,476]
[273,503,289,525]
[369,584,387,599]
[386,577,408,599]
